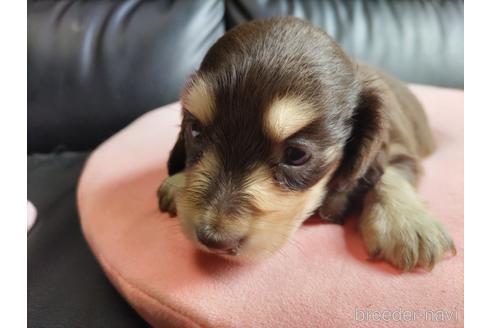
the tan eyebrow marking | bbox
[264,98,319,141]
[181,77,215,125]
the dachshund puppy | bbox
[158,17,455,271]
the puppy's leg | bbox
[359,166,455,271]
[158,172,185,215]
[158,131,186,215]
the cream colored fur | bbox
[359,166,456,271]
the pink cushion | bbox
[78,85,463,328]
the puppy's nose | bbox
[196,229,237,251]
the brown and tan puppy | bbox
[158,17,455,271]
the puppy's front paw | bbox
[360,202,456,272]
[157,173,185,216]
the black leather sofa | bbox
[27,1,463,327]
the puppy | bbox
[158,17,455,271]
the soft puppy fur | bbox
[158,17,455,271]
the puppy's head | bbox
[173,18,383,260]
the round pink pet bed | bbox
[78,85,463,328]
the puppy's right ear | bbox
[319,80,388,222]
[329,86,386,192]
[167,128,186,175]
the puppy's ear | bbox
[331,86,386,191]
[167,129,186,175]
[319,85,387,222]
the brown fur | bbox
[158,17,455,270]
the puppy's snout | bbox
[196,228,241,254]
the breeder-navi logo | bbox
[354,307,459,322]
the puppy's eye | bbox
[190,120,202,138]
[283,146,311,166]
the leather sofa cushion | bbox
[28,0,225,153]
[27,152,148,327]
[226,0,464,88]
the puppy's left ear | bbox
[319,83,387,222]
